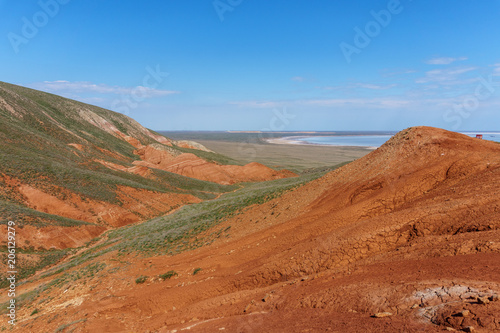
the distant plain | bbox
[160,131,374,173]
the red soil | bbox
[0,224,106,250]
[2,182,201,249]
[134,144,297,184]
[7,127,500,332]
[94,159,153,178]
[67,143,84,151]
[175,141,203,150]
[113,130,145,149]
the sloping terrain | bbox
[4,126,499,332]
[0,82,299,292]
[134,144,295,185]
[0,82,294,248]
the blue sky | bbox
[1,0,500,131]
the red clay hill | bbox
[134,143,295,185]
[7,126,500,332]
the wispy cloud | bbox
[230,97,410,110]
[416,67,478,84]
[381,69,417,77]
[492,63,500,76]
[291,76,305,82]
[229,100,285,109]
[425,56,467,65]
[354,83,397,90]
[324,82,396,91]
[303,97,410,108]
[29,80,179,98]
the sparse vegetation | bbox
[28,170,329,286]
[193,268,202,275]
[0,81,243,286]
[55,319,87,332]
[159,270,178,280]
[0,81,238,227]
[135,276,148,284]
[0,248,70,288]
[103,171,325,257]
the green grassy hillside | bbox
[0,81,236,227]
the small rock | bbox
[243,300,255,313]
[489,294,499,302]
[411,304,419,309]
[372,312,393,318]
[262,294,271,302]
[463,326,474,333]
[477,297,490,305]
[458,310,470,317]
[445,327,456,332]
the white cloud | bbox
[416,67,478,84]
[303,97,410,108]
[229,100,285,109]
[425,56,468,65]
[230,97,410,110]
[382,69,417,77]
[324,83,396,91]
[354,83,397,90]
[29,80,179,98]
[492,63,500,76]
[291,76,305,82]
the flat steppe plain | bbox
[161,131,372,172]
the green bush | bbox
[193,268,202,275]
[159,270,178,280]
[135,276,148,284]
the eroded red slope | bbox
[134,144,296,184]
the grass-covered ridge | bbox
[0,163,349,318]
[0,81,240,226]
[36,169,334,281]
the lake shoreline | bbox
[265,136,379,150]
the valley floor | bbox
[193,139,369,172]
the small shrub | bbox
[159,270,178,280]
[135,276,148,284]
[30,309,39,316]
[55,319,86,332]
[193,268,202,275]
